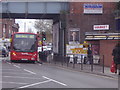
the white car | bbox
[47,45,52,50]
[38,46,48,52]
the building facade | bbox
[0,19,19,39]
[66,2,119,66]
[67,2,116,44]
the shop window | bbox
[91,44,100,55]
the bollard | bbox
[73,56,77,68]
[91,56,93,72]
[66,56,70,67]
[60,56,64,66]
[53,54,56,64]
[102,55,104,73]
[81,55,83,70]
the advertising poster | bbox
[69,28,80,42]
[66,44,87,55]
[83,4,103,14]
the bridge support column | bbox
[59,11,67,57]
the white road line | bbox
[3,76,41,80]
[18,80,51,89]
[1,69,16,70]
[7,62,11,65]
[2,82,28,85]
[24,69,36,75]
[2,72,33,75]
[13,65,21,68]
[42,76,67,86]
[38,64,42,66]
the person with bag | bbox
[110,60,116,73]
[112,42,120,75]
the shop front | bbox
[85,32,120,67]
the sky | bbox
[15,19,37,33]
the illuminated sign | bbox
[15,34,35,38]
[85,35,120,40]
[93,25,109,30]
[84,4,103,14]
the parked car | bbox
[1,46,9,57]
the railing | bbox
[46,54,105,74]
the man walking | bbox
[112,42,120,75]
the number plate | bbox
[21,59,28,60]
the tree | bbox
[116,1,120,10]
[34,19,53,42]
[114,1,120,17]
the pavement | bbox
[101,66,118,78]
[46,61,119,79]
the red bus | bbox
[10,32,38,63]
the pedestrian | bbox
[87,46,93,64]
[112,42,120,75]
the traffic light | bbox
[42,32,46,41]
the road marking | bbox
[3,76,41,80]
[42,76,67,86]
[2,81,28,85]
[24,69,36,75]
[13,65,21,68]
[2,72,33,75]
[18,80,51,89]
[7,62,12,65]
[1,69,16,70]
[38,64,42,66]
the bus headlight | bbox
[33,54,36,56]
[12,52,16,56]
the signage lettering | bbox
[93,25,109,30]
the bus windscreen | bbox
[13,34,37,52]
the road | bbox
[1,57,118,89]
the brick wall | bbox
[0,19,19,38]
[100,40,120,67]
[67,2,116,43]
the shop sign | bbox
[83,4,103,14]
[93,25,109,30]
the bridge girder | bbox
[1,2,69,20]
